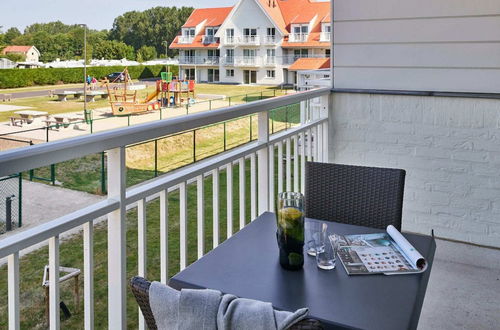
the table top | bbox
[14,110,48,116]
[169,212,436,330]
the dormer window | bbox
[290,24,309,42]
[204,27,219,44]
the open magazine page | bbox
[333,228,427,275]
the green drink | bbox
[277,192,305,270]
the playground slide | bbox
[144,89,160,103]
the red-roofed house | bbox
[1,45,40,63]
[170,0,330,85]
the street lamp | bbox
[78,24,88,118]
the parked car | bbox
[106,72,125,82]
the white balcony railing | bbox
[222,56,235,66]
[178,36,194,44]
[0,88,330,330]
[225,36,236,45]
[263,35,280,44]
[179,56,220,65]
[240,35,260,45]
[320,32,331,42]
[264,56,277,66]
[235,56,259,66]
[202,35,218,44]
[289,33,309,43]
[280,54,330,65]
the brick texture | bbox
[329,93,500,248]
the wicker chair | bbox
[305,162,406,230]
[130,276,323,330]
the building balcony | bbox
[221,56,235,66]
[179,56,220,65]
[319,32,331,42]
[224,36,237,46]
[239,35,261,46]
[234,56,259,66]
[289,33,309,43]
[201,35,219,44]
[178,36,194,44]
[263,35,280,45]
[0,88,497,330]
[263,56,277,66]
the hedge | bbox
[0,65,179,89]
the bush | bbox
[0,65,178,88]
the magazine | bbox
[330,225,427,275]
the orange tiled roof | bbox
[288,57,330,71]
[257,0,287,34]
[2,46,33,54]
[183,7,233,28]
[277,0,330,28]
[171,7,232,49]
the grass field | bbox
[0,104,300,329]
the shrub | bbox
[0,65,178,88]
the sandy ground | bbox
[0,99,240,151]
[0,104,33,112]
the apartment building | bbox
[170,0,331,85]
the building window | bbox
[267,27,276,36]
[266,70,275,78]
[326,49,331,57]
[226,69,234,77]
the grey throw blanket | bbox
[149,281,309,330]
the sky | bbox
[0,0,235,32]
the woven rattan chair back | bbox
[305,162,406,230]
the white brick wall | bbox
[329,93,500,248]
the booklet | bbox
[331,225,427,275]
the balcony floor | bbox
[418,239,500,329]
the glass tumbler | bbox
[315,224,337,270]
[276,192,305,270]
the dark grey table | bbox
[169,212,436,330]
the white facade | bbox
[333,0,500,93]
[177,0,331,85]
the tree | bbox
[110,6,193,57]
[4,27,21,44]
[93,40,135,60]
[136,45,157,62]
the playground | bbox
[0,68,291,151]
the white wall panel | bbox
[334,0,500,92]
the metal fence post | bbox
[228,97,231,107]
[154,140,158,177]
[18,173,22,227]
[50,164,56,185]
[186,102,189,115]
[101,152,106,194]
[90,119,93,134]
[193,130,196,163]
[260,91,263,100]
[223,122,227,151]
[46,127,49,142]
[127,115,131,126]
[209,100,212,111]
[249,116,252,141]
[273,89,276,97]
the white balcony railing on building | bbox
[280,54,330,65]
[319,32,331,42]
[179,56,220,65]
[0,88,330,330]
[264,56,277,66]
[263,35,279,44]
[240,35,261,45]
[202,35,218,44]
[225,36,236,45]
[235,56,259,66]
[178,36,194,44]
[289,33,309,43]
[221,56,235,66]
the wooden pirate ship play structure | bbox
[103,68,161,116]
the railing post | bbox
[107,147,126,329]
[257,111,269,214]
[154,140,158,177]
[101,152,106,194]
[8,252,20,330]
